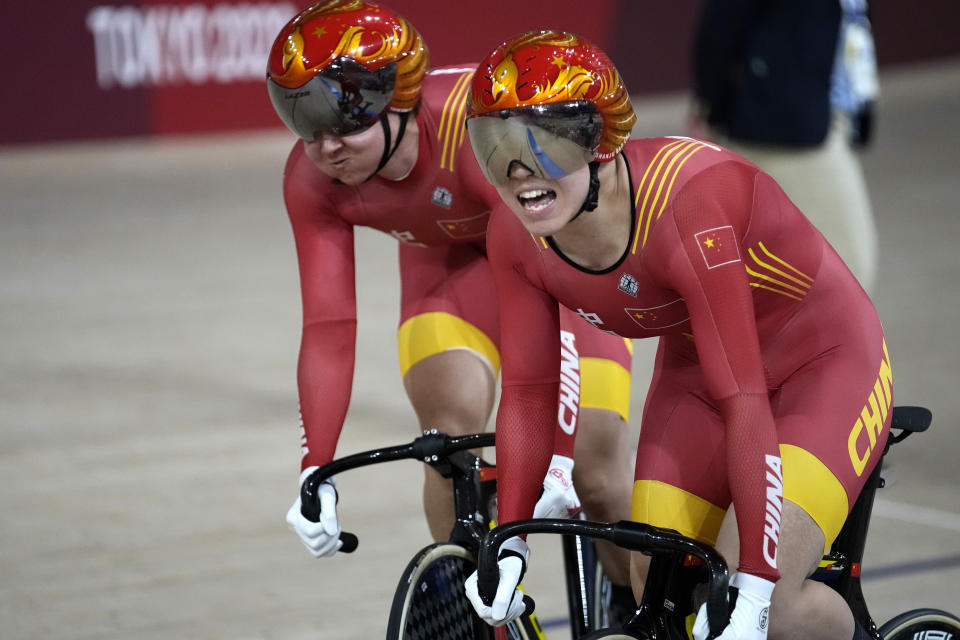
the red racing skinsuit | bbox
[281,66,633,473]
[488,136,892,581]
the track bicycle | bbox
[477,405,960,640]
[300,429,621,639]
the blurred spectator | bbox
[688,0,879,293]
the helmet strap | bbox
[570,161,601,222]
[365,111,410,182]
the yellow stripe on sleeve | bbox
[748,248,813,289]
[744,264,808,296]
[758,241,814,282]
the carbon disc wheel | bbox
[387,544,493,640]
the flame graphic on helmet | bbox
[470,31,635,160]
[487,55,518,105]
[279,30,308,79]
[268,0,428,111]
[485,34,612,108]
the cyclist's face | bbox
[303,120,384,185]
[496,160,590,237]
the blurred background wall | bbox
[1,0,957,145]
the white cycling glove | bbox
[693,572,775,640]
[285,466,342,558]
[532,454,582,519]
[465,536,530,626]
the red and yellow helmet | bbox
[466,31,635,186]
[266,0,428,140]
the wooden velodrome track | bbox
[2,60,958,639]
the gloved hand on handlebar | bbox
[285,466,342,558]
[693,572,775,640]
[532,454,582,519]
[465,536,530,626]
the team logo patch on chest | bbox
[436,211,489,239]
[624,298,689,330]
[431,186,453,209]
[618,273,639,297]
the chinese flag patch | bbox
[437,212,489,239]
[695,225,740,269]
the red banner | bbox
[1,0,954,144]
[2,1,296,143]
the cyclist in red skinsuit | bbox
[266,2,635,587]
[283,69,634,480]
[463,31,890,640]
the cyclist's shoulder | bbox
[623,136,749,188]
[417,64,478,122]
[282,143,350,224]
[423,64,478,95]
[410,65,500,207]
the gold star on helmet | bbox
[313,26,326,38]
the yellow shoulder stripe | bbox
[632,140,707,253]
[438,72,474,173]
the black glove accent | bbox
[497,548,528,584]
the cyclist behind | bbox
[463,31,890,640]
[265,1,636,596]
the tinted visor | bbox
[267,58,396,140]
[465,102,603,186]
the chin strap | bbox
[365,111,410,182]
[569,161,601,222]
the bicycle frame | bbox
[562,529,602,635]
[811,406,933,640]
[301,430,604,639]
[475,406,935,640]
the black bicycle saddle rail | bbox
[300,431,496,552]
[478,518,731,639]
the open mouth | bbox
[517,188,556,213]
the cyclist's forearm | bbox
[495,383,557,524]
[718,391,782,583]
[297,318,358,470]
